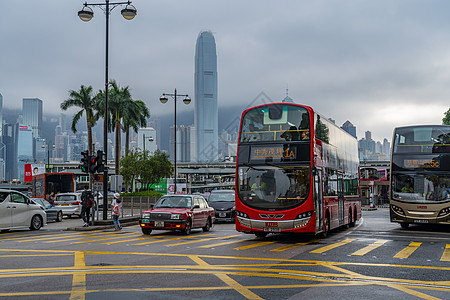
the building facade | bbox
[22,98,43,138]
[194,31,218,162]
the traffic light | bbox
[96,150,105,173]
[89,155,98,173]
[80,151,90,173]
[89,150,105,173]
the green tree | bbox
[123,100,150,156]
[119,149,172,192]
[443,108,450,125]
[96,80,134,174]
[60,85,99,156]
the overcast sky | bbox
[1,0,450,142]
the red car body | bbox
[139,194,215,235]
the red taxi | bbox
[139,194,215,235]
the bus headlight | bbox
[438,207,450,217]
[296,211,313,219]
[236,211,249,218]
[391,205,405,216]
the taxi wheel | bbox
[56,211,63,222]
[202,218,212,232]
[30,215,43,231]
[182,219,192,235]
[141,228,152,235]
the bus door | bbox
[338,173,344,226]
[314,168,324,232]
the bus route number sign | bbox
[403,158,440,168]
[250,145,295,160]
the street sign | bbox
[93,182,103,192]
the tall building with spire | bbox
[194,31,218,162]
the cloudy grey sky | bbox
[1,0,450,142]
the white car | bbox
[0,189,47,231]
[55,192,83,217]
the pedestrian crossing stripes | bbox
[1,230,450,261]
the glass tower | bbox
[194,31,218,162]
[22,98,43,138]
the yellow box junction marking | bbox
[235,241,275,250]
[394,242,422,259]
[271,238,322,252]
[310,239,355,254]
[167,235,240,247]
[351,240,389,256]
[440,244,450,262]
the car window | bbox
[34,199,50,208]
[208,192,235,202]
[155,196,192,208]
[11,193,27,204]
[0,192,8,203]
[56,195,77,201]
[193,198,200,208]
[199,198,208,208]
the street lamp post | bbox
[78,0,137,220]
[160,89,191,194]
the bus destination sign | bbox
[250,145,295,160]
[403,158,440,168]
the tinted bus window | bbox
[240,105,310,142]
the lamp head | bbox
[78,6,94,22]
[121,4,137,20]
[160,95,168,104]
[183,96,191,105]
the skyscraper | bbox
[194,31,218,162]
[22,98,43,138]
[341,120,357,139]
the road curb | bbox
[66,216,140,231]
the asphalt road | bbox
[0,208,449,299]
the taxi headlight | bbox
[438,207,450,217]
[171,214,183,220]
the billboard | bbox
[24,164,45,182]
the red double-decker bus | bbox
[235,103,361,237]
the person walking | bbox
[81,186,93,227]
[111,192,122,231]
[48,192,56,207]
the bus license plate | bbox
[155,221,164,227]
[413,219,429,224]
[264,222,280,232]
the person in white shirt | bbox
[111,193,122,231]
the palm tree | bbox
[95,80,134,174]
[61,85,98,157]
[123,100,150,156]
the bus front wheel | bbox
[400,223,409,229]
[255,232,267,238]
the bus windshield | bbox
[237,165,310,210]
[392,173,450,203]
[393,126,450,154]
[240,105,310,142]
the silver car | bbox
[55,192,83,218]
[0,189,47,231]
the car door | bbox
[10,192,30,228]
[0,192,12,229]
[192,197,204,228]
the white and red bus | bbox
[235,103,361,237]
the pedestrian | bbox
[81,185,94,227]
[111,192,122,231]
[48,192,56,207]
